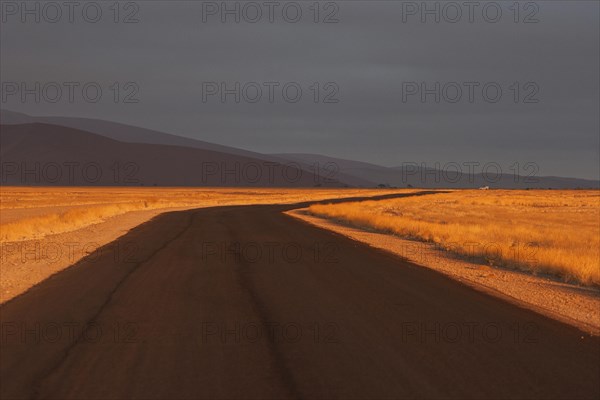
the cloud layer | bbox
[1,1,598,179]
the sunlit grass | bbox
[309,190,600,286]
[0,187,413,242]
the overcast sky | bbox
[1,1,598,179]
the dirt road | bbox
[1,193,599,399]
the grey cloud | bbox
[1,0,598,179]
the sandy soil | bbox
[0,207,189,304]
[288,209,600,335]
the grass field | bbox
[309,190,600,286]
[3,187,598,285]
[0,187,412,242]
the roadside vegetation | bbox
[0,187,413,242]
[309,190,600,286]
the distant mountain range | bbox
[1,110,598,188]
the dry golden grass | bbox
[0,187,411,242]
[309,190,600,286]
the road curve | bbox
[1,192,599,399]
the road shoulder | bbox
[287,208,600,335]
